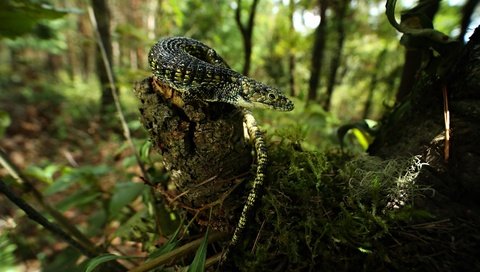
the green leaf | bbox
[108,182,146,217]
[26,164,63,184]
[358,247,372,254]
[139,141,152,163]
[85,254,138,272]
[0,0,75,38]
[147,225,181,260]
[167,0,184,27]
[0,110,11,139]
[0,233,17,269]
[351,128,370,151]
[41,247,82,272]
[44,165,110,195]
[56,189,101,212]
[337,120,377,150]
[113,209,146,238]
[187,228,209,272]
[121,156,137,168]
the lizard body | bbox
[149,37,294,111]
[148,36,293,264]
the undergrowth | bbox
[234,131,460,271]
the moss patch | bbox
[231,133,479,271]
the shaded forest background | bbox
[0,0,479,271]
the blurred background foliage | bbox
[0,0,478,271]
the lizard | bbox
[148,36,294,263]
[148,36,294,111]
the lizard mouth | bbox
[279,100,295,111]
[251,100,295,111]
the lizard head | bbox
[239,78,294,111]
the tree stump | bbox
[133,77,254,231]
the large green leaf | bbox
[187,229,209,272]
[85,254,138,272]
[44,165,111,196]
[147,225,181,260]
[108,182,146,217]
[55,189,102,212]
[0,0,74,38]
[337,120,377,151]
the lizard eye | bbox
[268,93,276,100]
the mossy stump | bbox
[133,77,253,231]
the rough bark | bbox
[306,0,328,105]
[133,77,254,232]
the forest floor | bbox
[0,81,149,271]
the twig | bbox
[0,179,94,256]
[87,7,147,179]
[87,6,162,232]
[251,219,266,253]
[442,85,450,162]
[205,252,223,268]
[128,231,227,272]
[0,150,128,271]
[0,148,95,252]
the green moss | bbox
[235,132,446,271]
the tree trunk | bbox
[306,0,328,106]
[323,0,347,111]
[366,26,480,271]
[235,0,260,76]
[370,24,480,202]
[133,77,253,240]
[78,11,94,81]
[91,0,116,118]
[288,0,296,97]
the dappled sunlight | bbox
[1,0,479,271]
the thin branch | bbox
[87,7,147,179]
[442,86,450,162]
[246,0,259,36]
[0,180,127,271]
[0,178,94,257]
[235,0,246,35]
[0,149,96,252]
[205,252,223,268]
[128,231,227,272]
[87,6,162,232]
